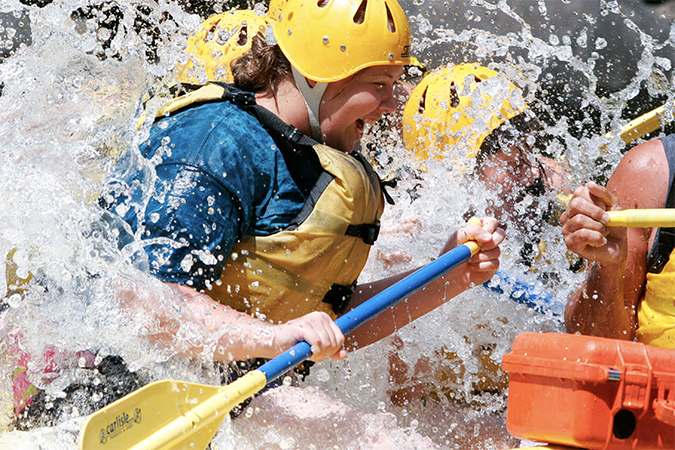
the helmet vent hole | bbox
[317,0,330,8]
[418,86,428,114]
[474,75,482,83]
[237,24,249,46]
[385,4,396,32]
[353,0,367,25]
[449,82,460,108]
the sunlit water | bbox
[0,0,673,448]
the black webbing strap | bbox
[350,150,396,206]
[211,82,317,149]
[210,82,330,197]
[227,85,388,245]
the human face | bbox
[476,141,549,226]
[319,65,405,152]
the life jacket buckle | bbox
[322,282,357,315]
[346,221,380,245]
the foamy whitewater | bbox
[0,0,673,448]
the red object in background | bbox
[502,332,675,449]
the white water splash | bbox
[0,0,674,449]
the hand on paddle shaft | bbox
[441,217,505,289]
[343,217,504,350]
[561,181,627,267]
[272,311,347,362]
[561,182,675,266]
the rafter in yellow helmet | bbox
[402,63,526,161]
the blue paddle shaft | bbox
[482,270,560,315]
[258,243,474,381]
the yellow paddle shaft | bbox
[603,102,672,147]
[465,240,480,255]
[607,209,675,228]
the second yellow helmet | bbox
[402,63,526,161]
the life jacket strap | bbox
[346,221,381,246]
[350,150,396,206]
[322,281,357,315]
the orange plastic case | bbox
[502,332,675,449]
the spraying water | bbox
[0,0,673,448]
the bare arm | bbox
[345,218,505,350]
[115,277,346,363]
[561,139,668,340]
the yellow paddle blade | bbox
[607,209,675,228]
[78,370,267,450]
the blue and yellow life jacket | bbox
[153,83,391,322]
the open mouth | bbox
[356,118,365,132]
[356,118,365,138]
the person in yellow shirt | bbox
[561,136,675,348]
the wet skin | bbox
[319,65,404,153]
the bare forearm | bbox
[565,262,635,340]
[116,278,346,363]
[182,294,347,362]
[179,292,278,361]
[115,278,277,362]
[346,220,503,350]
[345,266,470,350]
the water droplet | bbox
[7,294,21,308]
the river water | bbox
[0,0,673,448]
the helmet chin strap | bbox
[291,66,327,143]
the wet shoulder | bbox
[609,138,669,209]
[141,101,278,175]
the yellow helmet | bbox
[177,10,269,84]
[402,63,526,161]
[272,0,411,82]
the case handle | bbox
[653,399,675,426]
[502,353,619,383]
